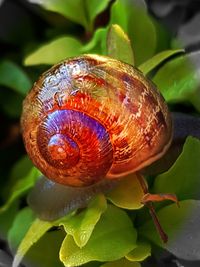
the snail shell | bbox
[21,54,172,187]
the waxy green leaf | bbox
[81,28,108,55]
[12,208,77,267]
[139,49,184,75]
[28,0,110,32]
[24,36,82,66]
[85,0,111,32]
[8,156,33,189]
[110,0,156,65]
[107,24,134,65]
[153,137,200,200]
[22,231,64,267]
[139,200,200,260]
[60,205,137,266]
[107,174,144,210]
[11,196,106,267]
[126,241,151,262]
[0,167,40,213]
[12,218,53,267]
[0,202,19,240]
[1,156,33,199]
[28,0,88,30]
[62,194,107,248]
[153,54,200,111]
[8,208,35,252]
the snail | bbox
[21,54,177,242]
[21,54,172,185]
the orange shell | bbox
[21,54,172,187]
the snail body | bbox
[21,54,172,187]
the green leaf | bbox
[139,200,200,260]
[139,49,184,75]
[0,60,31,95]
[60,205,137,266]
[12,211,74,267]
[2,156,33,198]
[153,54,200,111]
[153,137,200,200]
[29,0,110,32]
[85,0,111,31]
[152,18,171,53]
[24,36,82,66]
[23,230,64,267]
[107,24,134,65]
[9,156,33,187]
[0,167,40,213]
[28,0,89,30]
[125,241,151,262]
[81,27,108,55]
[101,258,141,267]
[106,174,144,210]
[0,89,23,118]
[12,218,54,267]
[8,208,36,252]
[110,0,156,65]
[62,194,107,247]
[0,202,19,240]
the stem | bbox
[136,172,168,243]
[146,202,168,243]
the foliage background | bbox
[0,0,200,267]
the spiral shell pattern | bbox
[21,54,172,187]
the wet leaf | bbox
[62,194,107,247]
[60,205,137,266]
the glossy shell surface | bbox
[21,54,172,187]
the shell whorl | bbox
[37,109,113,186]
[21,54,172,187]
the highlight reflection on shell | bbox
[21,54,172,187]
